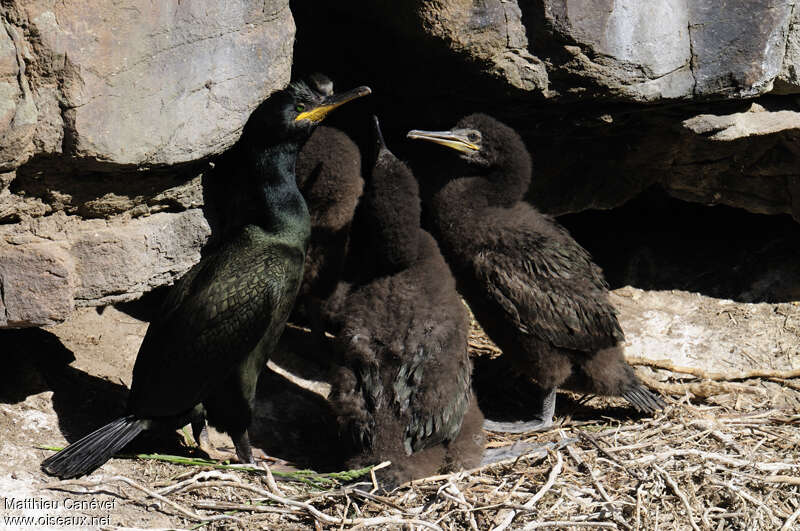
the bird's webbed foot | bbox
[190,412,223,460]
[480,436,578,466]
[191,415,209,447]
[231,430,255,464]
[199,431,272,465]
[482,387,557,434]
[191,416,243,463]
[480,441,550,465]
[194,430,237,463]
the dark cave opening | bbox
[556,187,800,303]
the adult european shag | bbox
[407,114,665,433]
[41,79,371,479]
[328,117,483,488]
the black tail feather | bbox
[41,415,145,479]
[623,384,666,414]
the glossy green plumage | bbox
[40,77,338,478]
[129,225,307,420]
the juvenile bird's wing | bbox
[128,227,302,418]
[471,221,623,353]
[397,335,472,455]
[336,303,472,456]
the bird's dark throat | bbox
[247,141,311,240]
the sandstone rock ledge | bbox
[0,0,294,327]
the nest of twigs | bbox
[41,317,800,530]
[43,397,799,530]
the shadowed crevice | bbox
[559,187,800,303]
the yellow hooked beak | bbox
[406,130,480,153]
[295,86,372,123]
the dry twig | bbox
[491,451,564,531]
[40,394,798,530]
[652,464,700,531]
[781,505,800,531]
[46,475,239,523]
[629,357,800,381]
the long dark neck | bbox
[246,141,311,245]
[491,144,531,207]
[471,142,531,208]
[427,154,530,244]
[364,148,422,273]
[438,138,531,208]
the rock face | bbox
[537,0,694,100]
[3,0,293,169]
[671,103,800,220]
[524,101,800,220]
[413,0,548,93]
[293,0,800,221]
[295,0,800,102]
[537,0,796,101]
[0,0,293,327]
[611,286,799,380]
[3,0,800,328]
[0,210,210,327]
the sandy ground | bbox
[0,288,797,529]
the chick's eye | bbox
[468,133,479,143]
[295,103,306,112]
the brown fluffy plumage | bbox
[408,114,665,432]
[328,117,483,487]
[294,125,364,325]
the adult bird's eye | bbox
[296,103,306,112]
